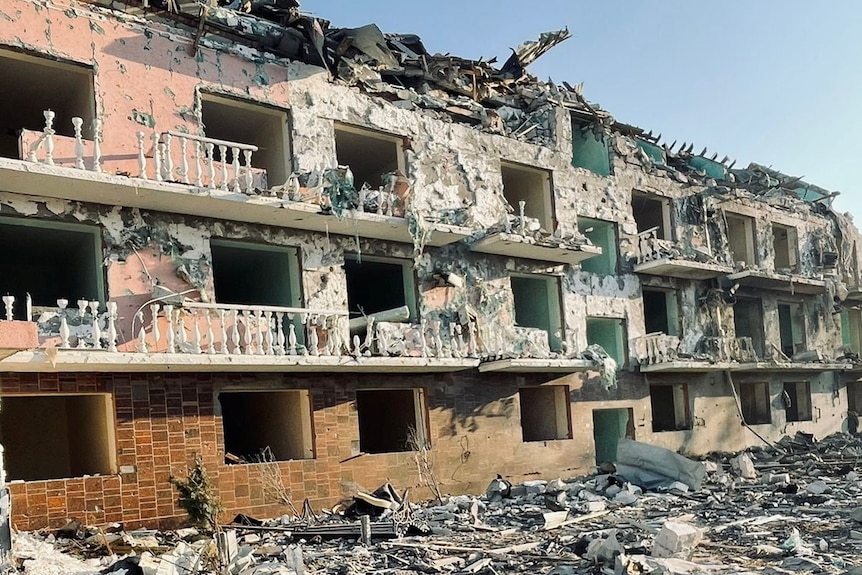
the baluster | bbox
[452,324,464,358]
[92,118,102,173]
[162,132,173,180]
[164,305,176,353]
[274,312,285,355]
[241,309,252,354]
[307,315,319,356]
[77,299,88,348]
[72,117,85,169]
[230,310,242,354]
[137,311,148,353]
[219,144,228,190]
[218,309,229,355]
[376,188,384,215]
[358,187,367,213]
[152,134,162,181]
[137,132,148,179]
[1,295,13,321]
[433,319,444,358]
[206,142,216,189]
[106,302,118,352]
[206,310,215,354]
[194,140,203,187]
[256,310,267,355]
[467,321,478,358]
[243,149,253,193]
[261,310,273,355]
[179,135,190,184]
[89,300,101,349]
[331,316,344,356]
[58,299,70,348]
[177,309,189,352]
[189,309,202,354]
[231,147,241,193]
[288,320,298,356]
[518,200,526,235]
[455,323,469,357]
[352,334,362,358]
[419,320,429,358]
[43,110,55,165]
[25,293,31,321]
[298,313,309,355]
[363,317,375,355]
[150,303,161,350]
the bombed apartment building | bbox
[0,0,860,531]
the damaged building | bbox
[0,0,860,532]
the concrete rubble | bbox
[13,431,862,574]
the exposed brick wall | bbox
[0,370,604,530]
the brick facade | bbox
[2,370,601,530]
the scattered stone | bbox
[652,521,702,559]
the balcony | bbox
[471,214,601,265]
[633,229,732,280]
[2,110,471,248]
[634,332,849,373]
[0,297,479,373]
[724,269,827,295]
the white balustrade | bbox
[144,131,259,194]
[633,333,680,365]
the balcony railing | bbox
[632,333,759,366]
[140,131,261,194]
[697,336,758,363]
[635,228,679,264]
[632,332,680,365]
[0,296,486,361]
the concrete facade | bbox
[0,0,860,530]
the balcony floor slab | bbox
[0,349,481,373]
[0,159,470,246]
[634,258,733,280]
[471,232,601,264]
[478,358,597,373]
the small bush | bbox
[169,455,223,533]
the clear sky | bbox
[308,1,862,217]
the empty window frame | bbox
[356,389,427,454]
[571,118,610,176]
[501,161,554,232]
[642,288,679,336]
[578,217,618,275]
[0,216,103,319]
[777,302,805,358]
[772,224,799,273]
[650,383,691,432]
[739,381,771,425]
[219,390,314,463]
[725,213,756,267]
[210,239,302,308]
[0,394,116,481]
[344,255,416,321]
[632,191,672,240]
[511,275,564,352]
[783,381,812,422]
[519,386,572,442]
[586,317,626,366]
[841,309,862,355]
[200,93,290,186]
[334,123,405,191]
[0,48,95,160]
[849,381,862,416]
[733,297,766,359]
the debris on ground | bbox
[14,431,862,574]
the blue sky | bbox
[309,1,862,217]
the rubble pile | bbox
[13,432,862,574]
